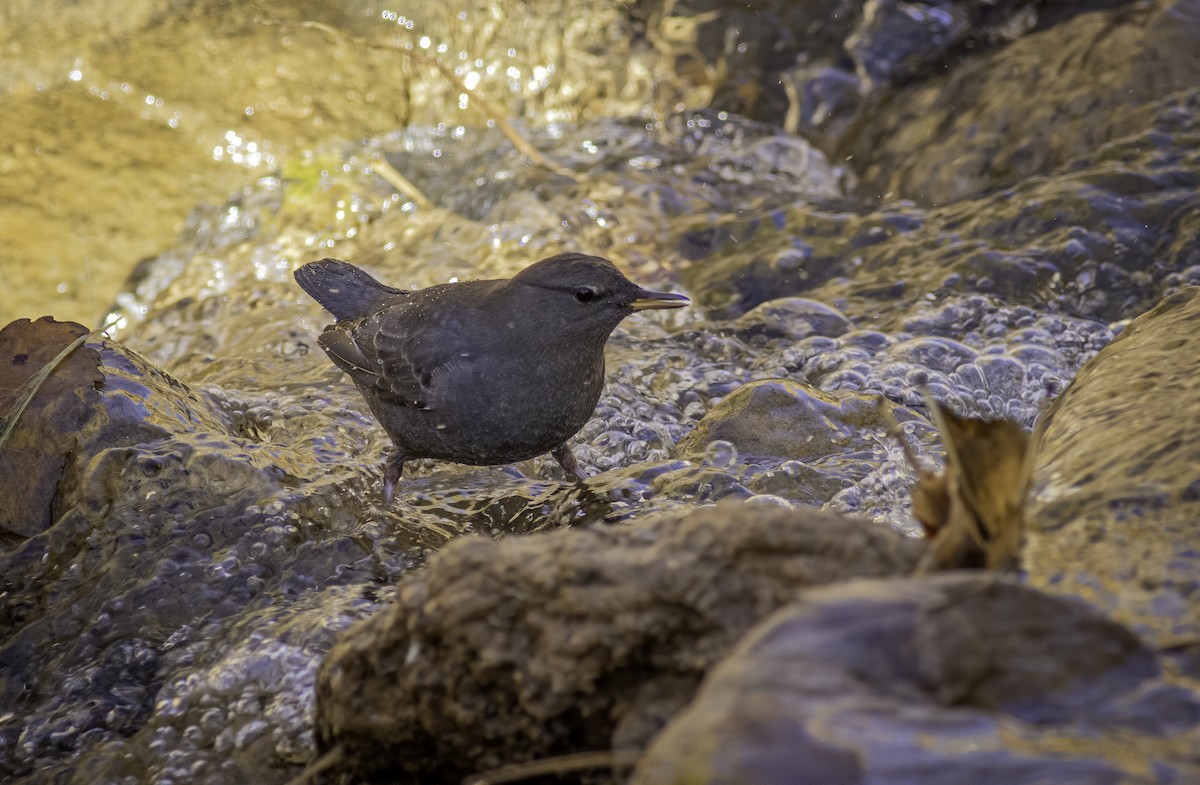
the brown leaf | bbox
[911,469,951,539]
[0,317,103,541]
[885,395,1034,574]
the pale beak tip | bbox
[630,290,689,312]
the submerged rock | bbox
[728,296,850,344]
[672,379,911,465]
[315,501,923,783]
[1026,286,1200,670]
[632,574,1200,785]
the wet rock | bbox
[0,331,388,780]
[0,318,101,540]
[688,84,1200,325]
[843,0,1200,203]
[777,61,864,150]
[637,1,858,122]
[846,0,972,89]
[728,297,850,344]
[844,0,1056,93]
[632,574,1200,785]
[673,380,908,465]
[1026,287,1200,667]
[315,501,924,783]
[14,584,382,785]
[678,204,919,318]
[637,460,753,504]
[642,0,1068,133]
[777,63,863,151]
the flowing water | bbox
[3,1,1200,782]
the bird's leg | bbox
[383,450,406,506]
[552,444,589,483]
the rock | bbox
[638,0,858,123]
[632,574,1200,785]
[0,327,384,779]
[846,0,972,90]
[4,8,1198,778]
[1026,287,1200,669]
[641,0,1064,133]
[315,501,924,783]
[677,209,886,318]
[673,379,911,464]
[777,63,863,150]
[728,297,850,344]
[683,86,1200,325]
[842,0,1200,203]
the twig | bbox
[368,156,434,209]
[259,18,581,181]
[282,745,346,785]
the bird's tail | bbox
[293,258,407,321]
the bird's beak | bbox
[630,289,690,312]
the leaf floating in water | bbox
[884,392,1034,574]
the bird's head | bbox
[511,253,688,339]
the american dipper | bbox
[295,254,688,503]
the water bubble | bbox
[703,440,738,468]
[199,708,225,731]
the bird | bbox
[294,253,689,504]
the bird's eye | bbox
[574,287,598,303]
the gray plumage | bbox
[294,253,688,502]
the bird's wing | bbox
[371,306,477,411]
[318,320,435,409]
[319,291,481,411]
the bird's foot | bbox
[551,445,590,483]
[383,451,405,506]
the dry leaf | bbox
[0,317,102,540]
[884,394,1034,574]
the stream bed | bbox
[3,1,1200,783]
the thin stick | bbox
[259,18,581,181]
[282,745,346,785]
[368,156,434,209]
[464,750,641,785]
